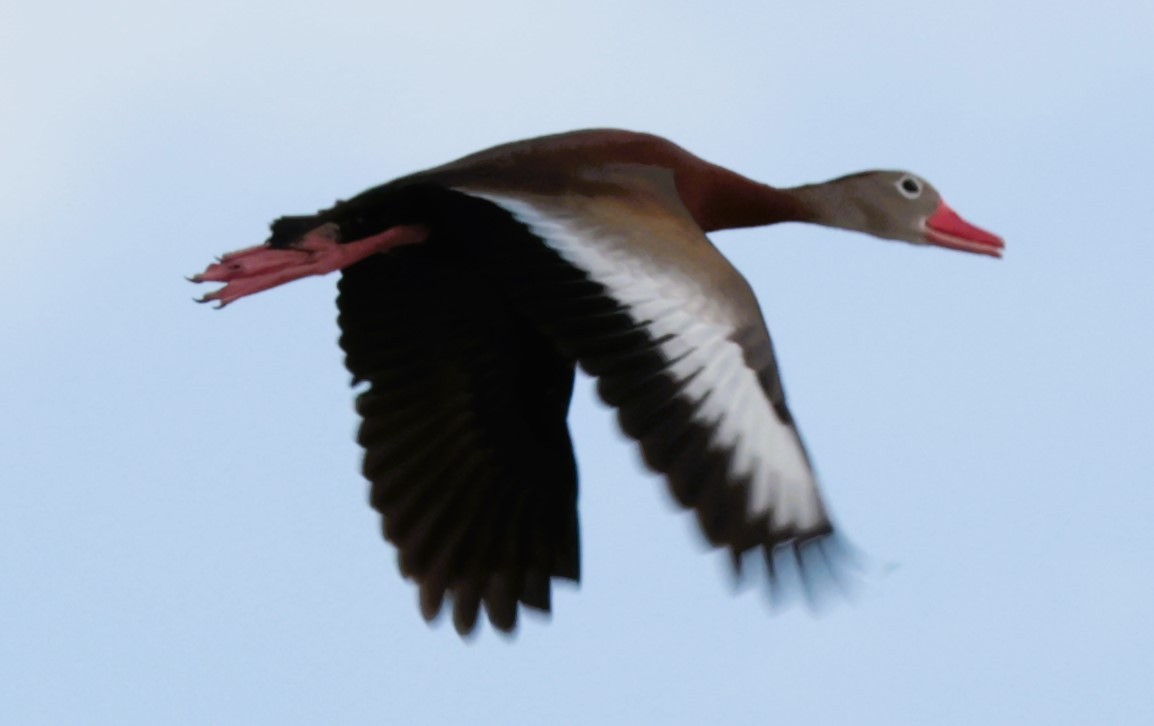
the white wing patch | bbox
[459,189,827,534]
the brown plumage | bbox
[192,129,1003,636]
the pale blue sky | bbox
[3,1,1152,724]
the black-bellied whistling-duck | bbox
[191,129,1003,636]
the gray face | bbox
[833,170,944,244]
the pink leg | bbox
[190,223,429,307]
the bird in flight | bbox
[191,129,1003,635]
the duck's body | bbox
[192,129,1003,635]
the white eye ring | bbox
[896,176,923,199]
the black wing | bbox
[337,232,580,636]
[454,181,843,595]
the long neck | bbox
[781,177,873,235]
[681,163,816,233]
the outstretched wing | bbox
[337,169,842,635]
[337,236,580,636]
[456,166,838,578]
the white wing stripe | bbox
[459,189,825,532]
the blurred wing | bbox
[458,168,835,572]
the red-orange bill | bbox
[925,202,1004,258]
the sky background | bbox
[3,1,1153,724]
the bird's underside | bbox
[193,181,846,636]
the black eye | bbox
[897,176,922,199]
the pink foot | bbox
[190,223,429,307]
